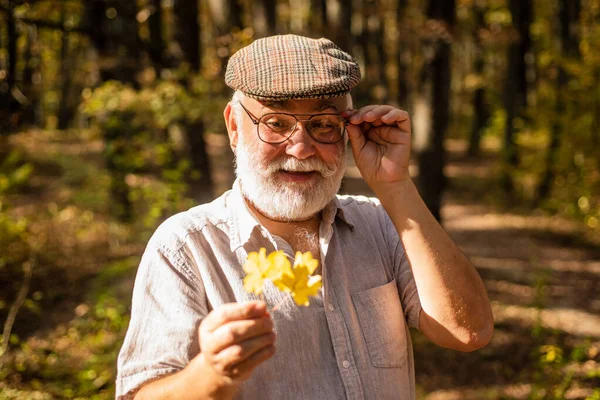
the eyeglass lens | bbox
[258,114,344,144]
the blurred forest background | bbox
[1,0,599,398]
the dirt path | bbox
[417,144,599,398]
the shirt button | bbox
[328,303,335,312]
[342,360,350,369]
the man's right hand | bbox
[133,301,275,400]
[198,301,276,385]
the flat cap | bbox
[225,34,361,101]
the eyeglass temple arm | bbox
[238,103,260,125]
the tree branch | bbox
[0,255,34,368]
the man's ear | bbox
[224,103,239,152]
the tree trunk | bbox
[147,0,165,75]
[309,0,328,35]
[535,68,565,204]
[325,0,352,53]
[173,0,201,72]
[501,0,532,196]
[359,0,372,83]
[7,9,16,98]
[173,0,214,203]
[183,121,214,203]
[85,0,140,85]
[1,7,18,133]
[21,25,42,127]
[413,0,455,222]
[84,0,141,222]
[594,68,600,146]
[562,0,581,59]
[208,0,244,74]
[104,126,134,222]
[372,1,388,102]
[254,0,277,37]
[208,0,243,35]
[512,0,533,113]
[396,0,410,108]
[535,0,581,204]
[229,0,243,32]
[468,1,488,157]
[58,5,74,130]
[501,46,518,196]
[0,12,5,133]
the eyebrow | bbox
[261,100,340,113]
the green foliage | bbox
[587,390,600,400]
[1,294,129,399]
[80,79,219,228]
[80,79,222,133]
[0,150,32,280]
[0,254,139,399]
[527,338,599,400]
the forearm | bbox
[134,354,238,400]
[375,179,493,350]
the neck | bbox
[244,197,321,241]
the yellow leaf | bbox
[291,275,322,306]
[294,251,319,274]
[267,250,293,280]
[242,248,272,295]
[242,249,322,306]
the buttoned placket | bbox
[319,219,365,400]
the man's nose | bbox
[285,121,317,160]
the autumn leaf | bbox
[243,249,322,306]
[271,251,322,306]
[243,248,272,295]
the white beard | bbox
[234,135,347,221]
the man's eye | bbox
[311,119,336,130]
[264,119,292,130]
[315,122,334,129]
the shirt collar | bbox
[227,179,355,252]
[228,179,263,252]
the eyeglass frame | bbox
[237,102,348,145]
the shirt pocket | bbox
[352,279,408,368]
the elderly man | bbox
[116,35,493,400]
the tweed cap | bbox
[225,34,361,101]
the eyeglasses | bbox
[238,102,347,144]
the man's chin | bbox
[239,172,341,221]
[244,187,322,221]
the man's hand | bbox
[198,301,276,385]
[343,106,412,191]
[133,301,275,400]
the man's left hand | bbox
[343,105,412,191]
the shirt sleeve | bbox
[115,240,208,399]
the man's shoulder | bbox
[148,190,232,251]
[336,193,382,206]
[336,193,384,213]
[334,193,388,225]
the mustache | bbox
[267,157,339,178]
